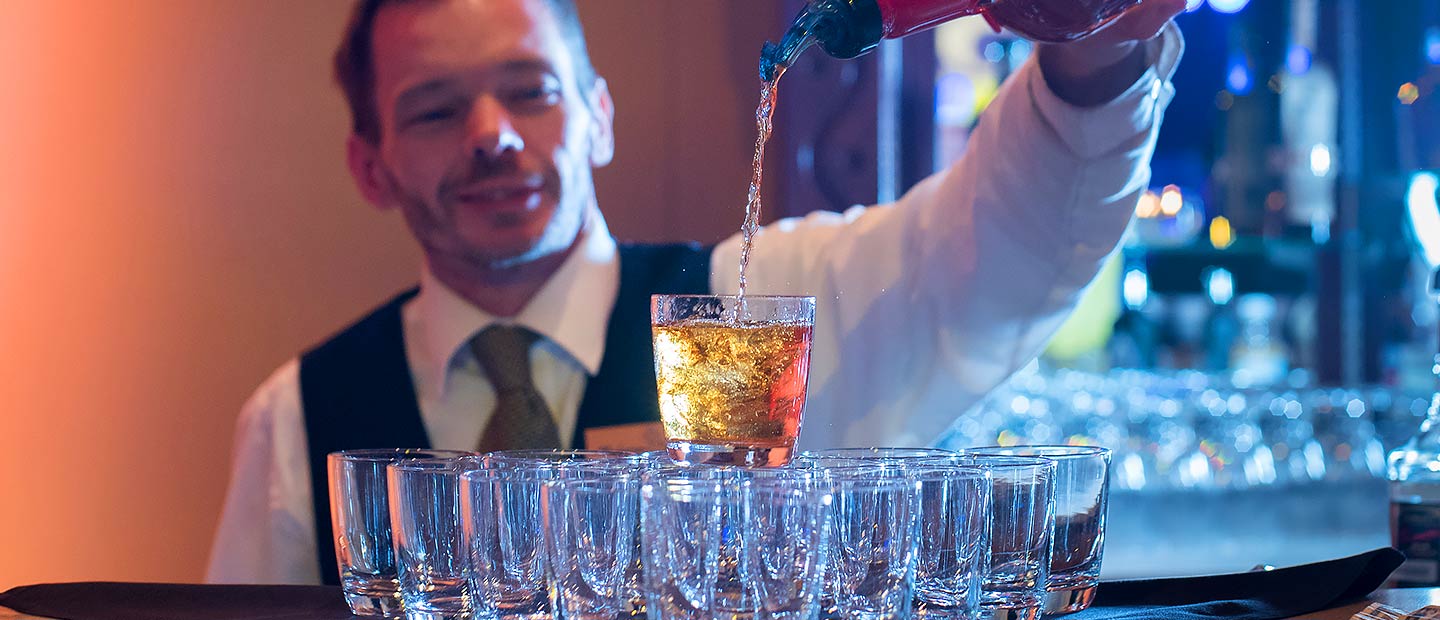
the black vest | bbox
[298,243,711,585]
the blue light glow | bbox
[1208,0,1250,14]
[1426,28,1440,65]
[1407,172,1440,268]
[983,41,1005,63]
[1011,40,1033,64]
[1226,54,1253,94]
[1123,268,1150,310]
[1286,45,1312,75]
[1207,268,1235,306]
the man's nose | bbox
[467,96,524,160]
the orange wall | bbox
[584,2,781,244]
[0,1,772,587]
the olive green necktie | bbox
[469,325,562,451]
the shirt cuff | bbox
[1026,20,1185,159]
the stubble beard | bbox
[397,187,585,274]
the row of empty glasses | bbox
[940,365,1435,491]
[327,446,1112,620]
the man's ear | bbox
[587,77,615,168]
[346,133,398,210]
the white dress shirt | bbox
[207,25,1183,585]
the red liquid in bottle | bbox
[875,0,1143,43]
[874,0,985,38]
[761,0,1147,82]
[982,0,1144,42]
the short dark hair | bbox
[334,0,597,144]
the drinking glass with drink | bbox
[651,294,816,466]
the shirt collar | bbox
[411,206,619,398]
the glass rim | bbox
[803,447,956,456]
[549,476,640,490]
[482,449,634,464]
[651,293,816,302]
[743,485,834,505]
[328,448,473,463]
[821,472,923,489]
[641,464,735,482]
[636,450,676,463]
[484,448,634,457]
[964,445,1111,461]
[737,466,819,479]
[461,466,553,483]
[640,478,726,500]
[795,454,916,471]
[387,456,475,472]
[799,448,960,465]
[902,461,991,479]
[951,452,1058,470]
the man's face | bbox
[352,0,613,269]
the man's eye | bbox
[509,86,560,107]
[408,107,458,125]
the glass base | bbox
[979,603,1039,620]
[913,604,982,620]
[667,440,794,467]
[1043,585,1097,616]
[405,610,471,620]
[345,590,404,618]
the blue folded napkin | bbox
[0,548,1403,620]
[1073,547,1403,620]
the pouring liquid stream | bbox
[736,72,782,305]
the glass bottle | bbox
[1229,294,1288,387]
[1388,362,1440,587]
[762,0,1143,80]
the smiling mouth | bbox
[454,184,544,210]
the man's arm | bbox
[206,359,321,584]
[710,17,1184,449]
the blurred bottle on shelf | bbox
[1231,294,1289,387]
[1387,380,1440,587]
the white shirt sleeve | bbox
[205,359,322,584]
[712,24,1184,449]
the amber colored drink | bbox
[651,296,815,467]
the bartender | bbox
[208,0,1186,584]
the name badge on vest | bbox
[584,421,668,452]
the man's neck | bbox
[426,235,583,318]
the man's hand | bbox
[1037,0,1187,107]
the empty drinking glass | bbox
[462,450,633,620]
[639,466,728,620]
[388,454,478,620]
[909,462,991,620]
[803,450,987,620]
[954,453,1056,620]
[462,464,549,620]
[546,473,641,620]
[640,466,832,620]
[967,447,1108,615]
[742,468,834,620]
[820,465,923,620]
[329,448,472,618]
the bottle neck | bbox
[762,0,1008,79]
[812,0,886,60]
[761,0,885,80]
